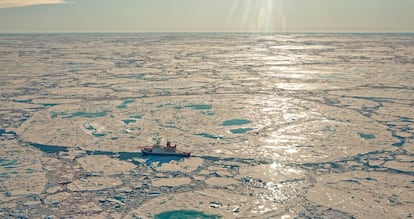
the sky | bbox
[0,0,413,33]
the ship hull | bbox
[141,149,191,157]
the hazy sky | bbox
[0,0,413,33]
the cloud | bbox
[0,0,66,9]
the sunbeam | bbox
[226,0,287,32]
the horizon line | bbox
[1,31,413,35]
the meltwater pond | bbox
[220,119,251,126]
[0,33,413,218]
[155,210,221,219]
